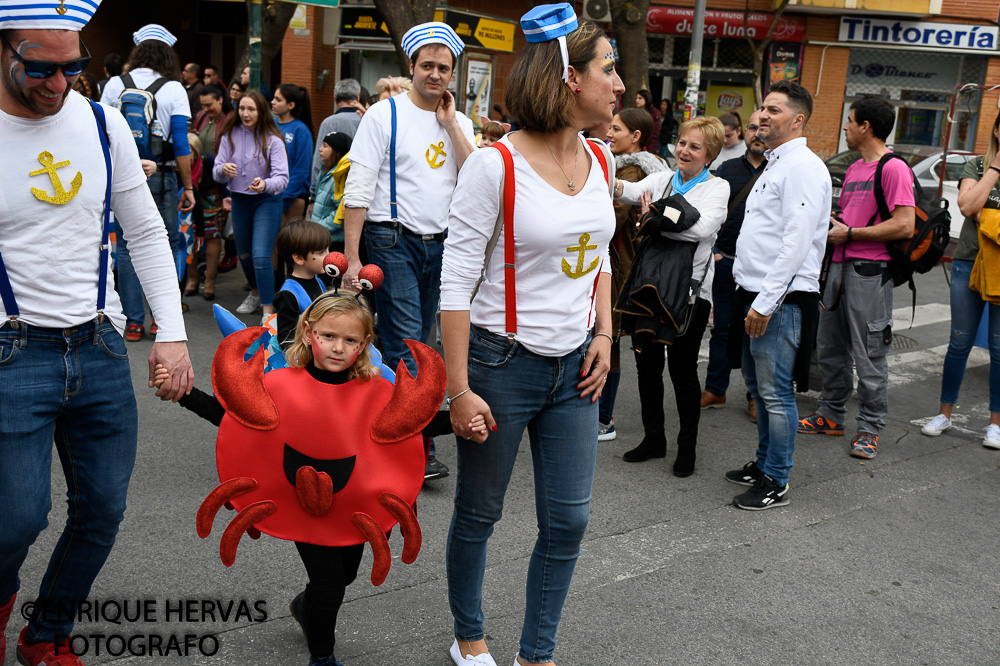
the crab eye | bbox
[323,252,349,278]
[358,264,384,290]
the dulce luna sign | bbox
[647,7,806,43]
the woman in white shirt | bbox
[614,116,730,475]
[439,5,623,665]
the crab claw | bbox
[197,477,258,538]
[324,252,348,278]
[351,512,391,586]
[379,492,422,564]
[220,500,277,567]
[295,466,334,516]
[358,264,384,291]
[371,340,447,443]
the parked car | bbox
[825,148,975,239]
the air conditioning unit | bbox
[583,0,612,23]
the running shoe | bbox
[0,593,14,664]
[598,419,617,441]
[920,414,952,437]
[125,323,143,341]
[237,292,261,314]
[16,627,84,666]
[849,432,878,459]
[797,413,844,436]
[733,473,789,511]
[984,424,1000,450]
[725,460,763,486]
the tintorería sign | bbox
[839,17,998,51]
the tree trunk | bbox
[611,0,651,108]
[235,1,298,86]
[745,0,791,108]
[373,0,437,76]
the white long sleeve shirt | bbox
[441,135,613,357]
[0,92,186,340]
[733,137,831,316]
[618,171,730,302]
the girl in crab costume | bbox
[156,293,485,666]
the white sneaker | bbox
[450,640,497,666]
[984,424,1000,450]
[921,414,952,437]
[597,419,617,441]
[236,292,261,314]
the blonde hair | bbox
[285,295,378,381]
[985,109,1000,174]
[187,132,203,163]
[375,76,412,101]
[677,116,726,162]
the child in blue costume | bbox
[273,84,315,220]
[274,219,331,347]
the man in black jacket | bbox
[702,108,766,418]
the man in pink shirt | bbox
[798,96,915,459]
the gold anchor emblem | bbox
[426,141,447,169]
[56,1,67,15]
[29,151,82,205]
[561,233,600,279]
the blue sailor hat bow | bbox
[401,21,464,59]
[0,0,101,31]
[520,3,579,83]
[133,23,177,47]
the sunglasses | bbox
[1,33,91,79]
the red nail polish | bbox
[491,424,498,432]
[580,370,586,377]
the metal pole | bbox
[249,0,262,90]
[683,0,706,121]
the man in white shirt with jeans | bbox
[725,81,831,510]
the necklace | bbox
[544,138,580,191]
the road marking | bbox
[891,302,951,329]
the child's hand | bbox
[469,414,488,439]
[153,363,171,390]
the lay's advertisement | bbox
[705,85,756,119]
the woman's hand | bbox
[248,177,265,193]
[639,190,652,216]
[222,197,232,213]
[222,162,238,179]
[449,391,496,444]
[577,335,612,402]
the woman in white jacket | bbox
[614,116,730,475]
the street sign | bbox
[279,0,340,8]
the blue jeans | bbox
[363,225,442,375]
[116,172,180,326]
[940,259,1000,412]
[741,302,801,486]
[230,192,283,307]
[447,326,598,663]
[706,256,736,396]
[598,370,621,423]
[0,318,138,641]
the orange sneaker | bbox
[124,323,143,342]
[747,399,757,423]
[797,413,845,436]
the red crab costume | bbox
[196,327,446,585]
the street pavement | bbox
[8,265,999,666]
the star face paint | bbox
[306,312,370,374]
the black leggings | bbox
[294,541,365,659]
[632,298,711,447]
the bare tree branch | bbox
[373,0,436,76]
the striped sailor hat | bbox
[401,21,464,59]
[0,0,101,31]
[520,4,579,83]
[133,23,176,47]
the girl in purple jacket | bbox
[214,90,289,319]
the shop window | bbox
[671,37,713,69]
[647,35,665,65]
[716,40,754,69]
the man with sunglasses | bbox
[0,3,192,664]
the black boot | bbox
[672,446,696,477]
[623,434,667,462]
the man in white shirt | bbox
[725,81,831,511]
[0,3,192,663]
[342,22,475,481]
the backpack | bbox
[867,152,952,320]
[118,73,171,162]
[868,152,951,286]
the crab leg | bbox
[379,493,422,564]
[196,477,258,538]
[351,512,391,586]
[220,500,277,567]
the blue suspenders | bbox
[389,96,398,223]
[0,100,113,328]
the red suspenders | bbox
[489,139,610,343]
